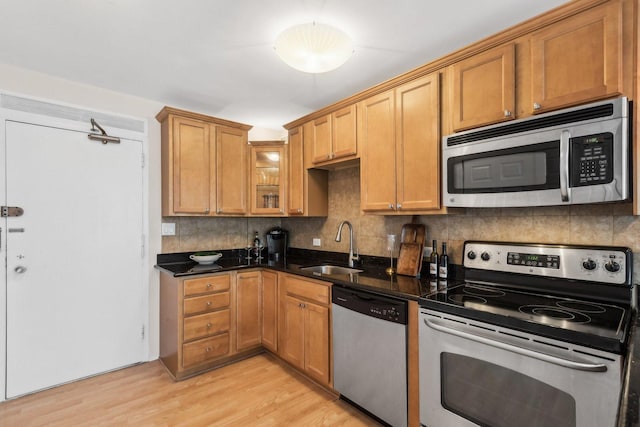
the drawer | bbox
[182,333,230,369]
[183,274,230,296]
[284,277,330,305]
[184,292,230,316]
[183,309,230,342]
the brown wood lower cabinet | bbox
[236,270,262,351]
[278,273,332,387]
[261,270,278,352]
[160,269,331,386]
[160,271,251,380]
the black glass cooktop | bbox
[420,282,632,354]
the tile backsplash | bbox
[162,165,640,284]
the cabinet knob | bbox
[205,347,211,353]
[204,208,210,214]
[397,203,402,209]
[217,209,222,214]
[388,203,394,210]
[206,283,212,288]
[533,102,542,111]
[297,208,302,213]
[206,301,212,306]
[207,322,212,328]
[504,110,512,117]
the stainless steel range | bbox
[419,241,634,427]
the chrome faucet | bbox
[335,220,359,268]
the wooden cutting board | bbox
[400,223,426,245]
[396,242,423,277]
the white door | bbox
[5,120,144,398]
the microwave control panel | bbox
[570,132,614,186]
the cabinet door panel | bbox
[359,91,397,212]
[452,44,515,131]
[331,104,357,160]
[396,73,441,211]
[304,303,330,385]
[280,295,305,369]
[216,125,247,214]
[172,117,212,214]
[261,271,278,352]
[236,272,262,351]
[250,145,285,215]
[530,1,621,113]
[312,115,332,164]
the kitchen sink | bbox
[299,265,363,275]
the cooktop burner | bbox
[419,241,634,354]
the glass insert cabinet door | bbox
[250,143,285,214]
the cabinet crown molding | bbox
[156,106,253,131]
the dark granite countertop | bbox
[155,247,450,301]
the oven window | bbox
[448,141,560,194]
[441,353,576,427]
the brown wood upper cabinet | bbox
[249,142,286,216]
[311,105,357,165]
[157,106,251,216]
[451,43,515,131]
[287,125,329,216]
[530,0,622,114]
[360,73,441,213]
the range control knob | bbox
[604,261,621,273]
[467,251,477,260]
[582,259,597,271]
[481,252,491,261]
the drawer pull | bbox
[207,323,212,328]
[206,283,212,288]
[206,301,212,306]
[205,347,211,353]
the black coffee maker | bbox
[266,227,288,262]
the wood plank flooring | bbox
[0,353,381,426]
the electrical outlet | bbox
[161,223,176,236]
[312,238,321,247]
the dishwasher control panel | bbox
[332,286,408,324]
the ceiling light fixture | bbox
[274,22,354,73]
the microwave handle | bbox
[560,130,570,202]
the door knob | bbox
[14,266,27,274]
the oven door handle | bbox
[424,318,607,372]
[560,129,571,202]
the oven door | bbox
[419,309,622,427]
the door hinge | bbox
[1,206,24,217]
[141,325,145,340]
[141,152,145,168]
[141,234,145,258]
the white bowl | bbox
[189,252,222,265]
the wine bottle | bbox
[439,242,449,280]
[253,231,261,247]
[429,240,439,280]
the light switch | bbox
[313,238,321,247]
[161,222,176,236]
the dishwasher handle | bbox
[424,317,607,372]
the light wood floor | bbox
[0,353,381,426]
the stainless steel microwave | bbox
[442,97,630,208]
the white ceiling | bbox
[0,0,568,130]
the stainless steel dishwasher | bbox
[332,286,408,427]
